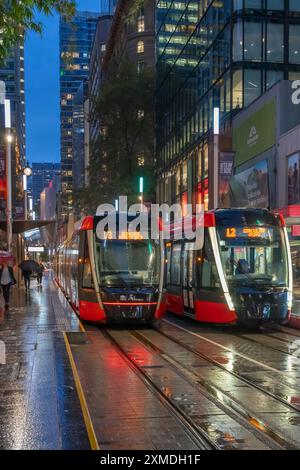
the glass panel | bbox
[233,0,243,11]
[244,22,262,61]
[267,0,284,9]
[232,69,243,109]
[266,70,283,89]
[217,226,288,288]
[289,25,300,64]
[266,23,284,62]
[200,236,219,289]
[171,243,181,285]
[244,69,261,106]
[245,0,262,8]
[96,239,161,287]
[290,0,300,12]
[289,72,300,80]
[233,22,243,61]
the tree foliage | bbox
[75,60,156,214]
[0,0,75,62]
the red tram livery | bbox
[56,213,166,324]
[165,209,293,326]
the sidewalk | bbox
[0,272,90,450]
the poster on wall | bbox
[230,160,269,208]
[219,152,234,208]
[287,153,300,205]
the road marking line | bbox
[63,332,99,450]
[164,319,291,375]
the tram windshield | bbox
[95,239,161,287]
[216,226,289,288]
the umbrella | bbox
[0,251,16,265]
[19,259,39,272]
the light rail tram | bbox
[56,213,166,324]
[165,208,293,326]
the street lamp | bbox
[23,165,32,220]
[4,99,12,252]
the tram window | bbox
[82,237,94,289]
[170,243,181,285]
[200,238,219,289]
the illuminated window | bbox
[137,153,145,166]
[137,16,145,33]
[137,41,144,54]
[137,109,144,119]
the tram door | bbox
[183,243,194,312]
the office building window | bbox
[245,0,262,8]
[137,16,145,33]
[244,22,262,61]
[290,0,300,12]
[266,23,284,62]
[137,41,145,53]
[233,0,243,10]
[266,70,283,89]
[244,69,261,106]
[232,69,243,109]
[290,25,300,63]
[267,0,284,8]
[233,22,243,61]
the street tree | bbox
[0,0,75,62]
[75,60,155,214]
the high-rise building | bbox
[59,11,99,219]
[0,42,26,220]
[89,14,113,145]
[27,163,61,217]
[156,1,300,209]
[72,81,88,191]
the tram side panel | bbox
[165,231,237,324]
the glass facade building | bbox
[156,0,300,209]
[59,11,98,219]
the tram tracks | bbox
[159,319,300,412]
[102,329,217,451]
[102,326,297,450]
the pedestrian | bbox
[36,260,45,286]
[21,269,32,291]
[0,261,17,308]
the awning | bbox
[0,220,55,234]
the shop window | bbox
[232,69,243,109]
[266,23,284,63]
[244,22,262,62]
[244,69,261,107]
[289,25,300,64]
[182,161,188,190]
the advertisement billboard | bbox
[233,100,276,166]
[230,160,269,208]
[219,152,234,208]
[288,153,300,205]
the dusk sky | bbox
[25,0,101,165]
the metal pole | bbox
[6,130,12,252]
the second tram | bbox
[56,213,166,324]
[165,208,293,325]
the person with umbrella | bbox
[19,258,39,291]
[0,251,17,307]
